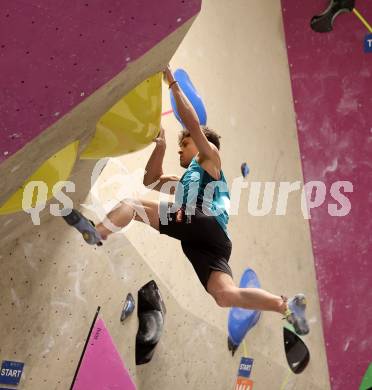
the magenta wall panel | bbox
[282,0,372,389]
[73,318,136,390]
[0,0,201,162]
[281,1,372,389]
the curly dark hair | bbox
[178,126,221,150]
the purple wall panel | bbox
[0,0,201,162]
[281,1,372,389]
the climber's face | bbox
[178,136,198,168]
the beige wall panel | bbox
[108,0,330,388]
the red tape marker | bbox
[161,109,173,117]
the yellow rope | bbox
[279,368,291,390]
[353,8,372,33]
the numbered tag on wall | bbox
[364,34,372,53]
[234,377,254,390]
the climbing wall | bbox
[281,1,372,389]
[0,0,201,209]
[0,0,201,246]
[0,224,239,389]
[0,0,201,162]
[0,1,333,389]
[0,1,203,388]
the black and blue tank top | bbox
[174,157,230,237]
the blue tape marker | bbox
[241,162,250,178]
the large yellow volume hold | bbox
[0,141,79,215]
[81,73,162,159]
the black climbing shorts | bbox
[159,202,233,290]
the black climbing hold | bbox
[135,280,166,365]
[311,0,355,33]
[228,336,239,356]
[283,326,310,374]
[137,310,164,344]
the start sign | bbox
[234,357,254,389]
[238,357,254,378]
[0,361,24,385]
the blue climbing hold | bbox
[228,268,261,355]
[241,162,250,178]
[120,293,135,322]
[170,68,207,127]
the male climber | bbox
[64,65,309,335]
